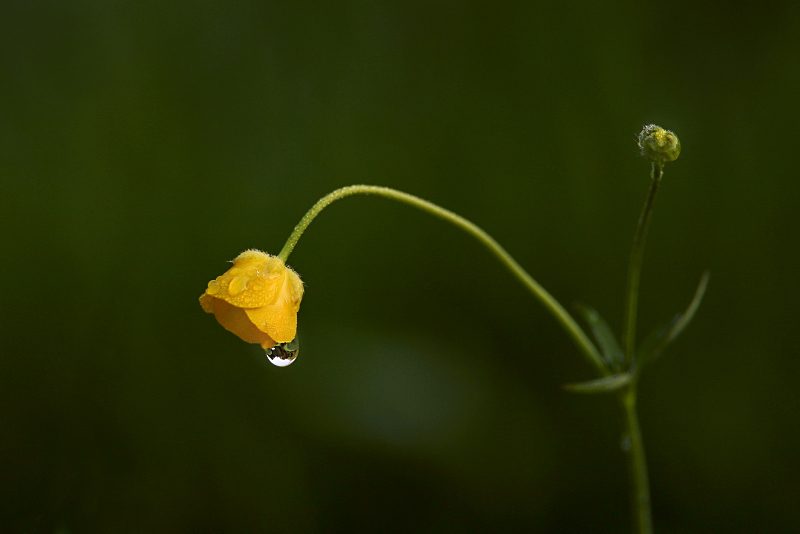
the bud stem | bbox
[622,163,663,362]
[619,161,663,534]
[278,185,608,374]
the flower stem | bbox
[619,162,663,534]
[621,384,652,534]
[278,185,607,374]
[622,163,663,362]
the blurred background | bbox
[1,1,799,532]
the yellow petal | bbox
[244,303,297,344]
[210,298,276,348]
[243,270,301,342]
[199,293,215,313]
[232,249,271,264]
[287,266,304,312]
[209,251,286,309]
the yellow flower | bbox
[199,249,304,349]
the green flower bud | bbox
[638,124,680,163]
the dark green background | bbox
[2,1,798,532]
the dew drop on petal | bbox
[228,276,250,296]
[206,280,221,295]
[266,338,299,367]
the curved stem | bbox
[279,185,607,374]
[622,163,662,361]
[621,385,652,534]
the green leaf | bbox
[563,372,633,394]
[576,304,625,371]
[636,316,679,366]
[666,270,710,343]
[637,271,709,366]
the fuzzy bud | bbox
[638,125,681,164]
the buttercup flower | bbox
[199,249,304,349]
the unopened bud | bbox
[638,125,680,163]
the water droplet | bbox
[266,338,299,367]
[228,276,250,296]
[620,434,631,452]
[206,280,221,295]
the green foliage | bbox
[637,271,710,368]
[576,304,626,372]
[563,372,633,394]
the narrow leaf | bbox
[563,372,633,394]
[667,270,710,343]
[636,315,679,365]
[637,271,709,366]
[576,304,625,371]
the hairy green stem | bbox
[621,385,652,534]
[622,163,663,361]
[278,185,607,374]
[619,162,664,534]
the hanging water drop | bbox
[266,338,299,367]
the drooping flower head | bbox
[199,250,303,349]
